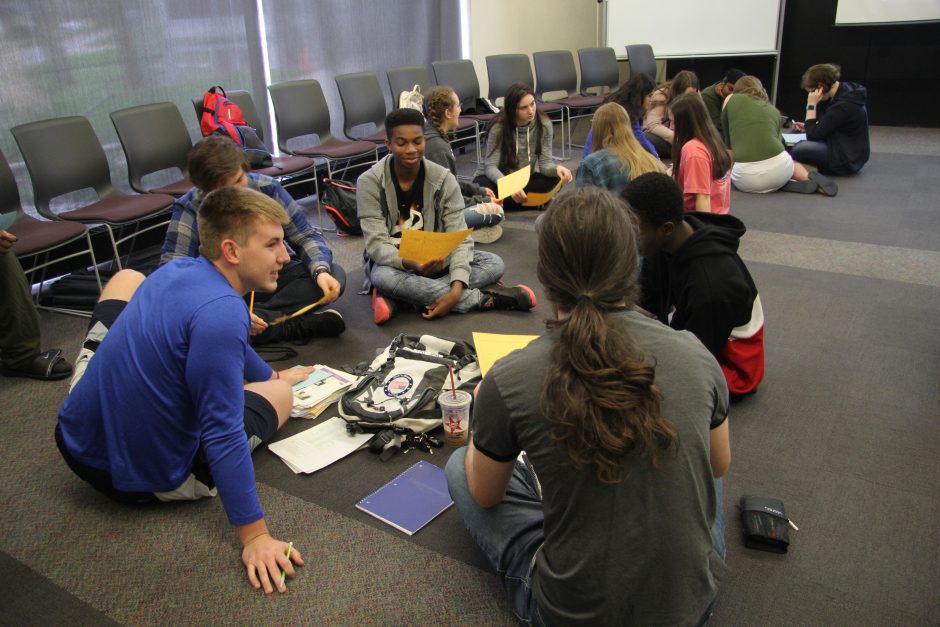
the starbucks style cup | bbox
[439,389,472,447]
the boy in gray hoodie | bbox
[357,109,536,325]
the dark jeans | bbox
[790,140,830,173]
[648,133,673,160]
[473,173,561,211]
[249,260,346,321]
[0,250,41,369]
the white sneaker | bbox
[472,224,503,244]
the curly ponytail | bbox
[538,186,678,483]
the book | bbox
[355,461,453,536]
[290,365,354,419]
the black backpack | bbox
[320,178,362,236]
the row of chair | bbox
[3,45,656,317]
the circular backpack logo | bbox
[383,373,414,398]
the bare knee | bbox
[245,379,293,428]
[100,269,146,303]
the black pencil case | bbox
[739,495,793,553]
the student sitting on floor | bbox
[582,72,660,160]
[791,62,871,176]
[624,172,764,397]
[423,86,505,244]
[700,68,746,137]
[643,69,700,159]
[57,187,310,594]
[446,185,730,626]
[161,135,345,344]
[671,92,734,214]
[576,102,665,196]
[357,108,536,326]
[472,83,573,211]
[722,76,838,196]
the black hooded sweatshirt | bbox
[641,213,759,359]
[805,81,870,175]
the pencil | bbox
[279,541,293,587]
[248,291,255,317]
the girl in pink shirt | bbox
[671,93,733,214]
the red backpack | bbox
[199,86,246,143]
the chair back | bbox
[226,90,266,140]
[11,116,115,219]
[431,60,483,110]
[486,54,534,102]
[625,44,657,81]
[533,50,578,99]
[578,47,619,94]
[110,102,192,193]
[335,72,387,140]
[0,149,22,216]
[268,79,335,154]
[386,65,434,109]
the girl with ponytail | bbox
[445,185,731,626]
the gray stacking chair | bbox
[485,54,566,157]
[110,102,193,196]
[11,116,174,271]
[386,65,435,105]
[578,47,620,96]
[268,79,380,224]
[1,149,101,316]
[190,91,316,185]
[533,50,606,151]
[625,44,658,81]
[334,72,388,144]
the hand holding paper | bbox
[398,228,472,265]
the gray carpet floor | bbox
[1,125,938,626]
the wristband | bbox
[313,266,330,279]
[806,104,816,111]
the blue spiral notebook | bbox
[355,461,453,536]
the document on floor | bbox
[290,364,355,419]
[268,417,372,474]
[782,133,807,146]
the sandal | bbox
[2,349,73,381]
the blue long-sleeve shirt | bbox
[161,173,332,275]
[57,257,273,526]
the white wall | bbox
[468,0,601,100]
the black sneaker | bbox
[480,284,537,311]
[278,308,346,342]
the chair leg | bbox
[103,224,124,271]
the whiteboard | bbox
[605,0,784,58]
[835,0,940,25]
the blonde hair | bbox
[197,186,289,260]
[590,103,665,178]
[733,76,769,102]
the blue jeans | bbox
[463,205,504,229]
[790,140,829,172]
[445,448,728,625]
[370,250,504,312]
[445,448,549,625]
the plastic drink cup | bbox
[439,390,471,447]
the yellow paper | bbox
[398,228,472,265]
[523,178,563,207]
[473,332,539,376]
[496,165,531,200]
[268,294,331,326]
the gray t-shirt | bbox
[472,310,728,627]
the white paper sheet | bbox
[267,417,371,474]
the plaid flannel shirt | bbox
[160,173,332,274]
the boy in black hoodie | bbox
[624,172,764,396]
[791,63,870,176]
